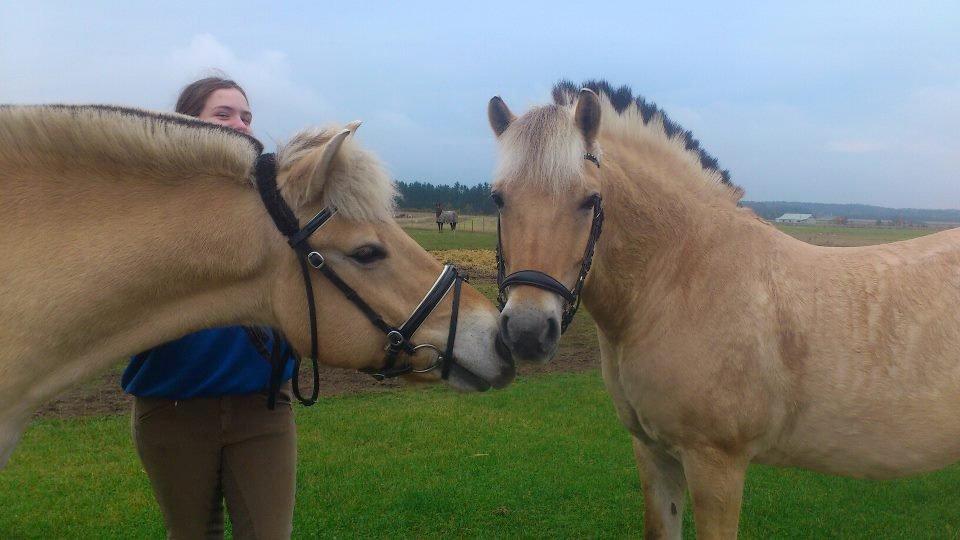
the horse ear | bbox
[574,88,601,146]
[285,128,351,206]
[488,96,515,137]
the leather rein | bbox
[495,152,604,333]
[253,153,466,408]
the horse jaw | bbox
[0,410,30,469]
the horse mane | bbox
[0,105,397,222]
[0,105,262,183]
[552,79,742,201]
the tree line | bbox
[394,181,960,224]
[395,181,497,214]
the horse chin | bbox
[444,361,515,392]
[405,359,514,391]
[446,364,492,391]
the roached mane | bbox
[553,79,740,196]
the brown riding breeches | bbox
[132,385,296,540]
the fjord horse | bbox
[0,105,514,468]
[487,81,960,538]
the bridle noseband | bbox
[253,153,466,408]
[495,153,604,333]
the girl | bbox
[123,77,297,540]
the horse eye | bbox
[579,194,599,210]
[350,244,387,265]
[491,192,504,209]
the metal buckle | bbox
[307,251,325,269]
[386,330,405,349]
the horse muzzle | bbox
[498,296,562,363]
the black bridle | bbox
[253,153,466,408]
[495,152,604,333]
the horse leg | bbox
[634,438,686,540]
[681,448,749,540]
[598,334,686,538]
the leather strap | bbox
[499,270,575,302]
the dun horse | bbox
[487,81,960,538]
[0,105,515,468]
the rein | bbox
[252,153,466,408]
[495,153,604,333]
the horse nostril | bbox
[545,316,560,342]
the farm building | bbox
[774,213,816,224]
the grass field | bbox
[405,219,944,251]
[403,227,496,251]
[5,372,960,538]
[5,221,958,538]
[775,224,940,246]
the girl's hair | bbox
[174,77,248,117]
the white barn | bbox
[774,213,816,224]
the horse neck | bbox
[3,167,281,369]
[581,138,765,339]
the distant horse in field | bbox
[435,203,458,232]
[487,80,960,539]
[0,105,515,469]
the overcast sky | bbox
[2,1,958,209]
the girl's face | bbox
[198,88,252,135]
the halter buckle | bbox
[386,330,405,349]
[307,251,325,269]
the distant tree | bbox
[395,180,496,214]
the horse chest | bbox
[604,331,785,458]
[600,344,687,454]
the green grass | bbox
[4,372,960,538]
[775,224,938,245]
[404,222,941,253]
[403,227,497,251]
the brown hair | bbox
[174,77,249,118]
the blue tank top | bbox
[122,327,295,399]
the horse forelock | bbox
[493,104,588,195]
[0,105,261,184]
[277,127,397,222]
